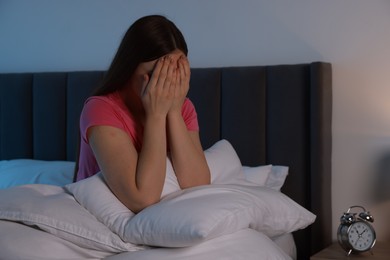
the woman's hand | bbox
[141,56,177,118]
[170,55,190,114]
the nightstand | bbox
[311,241,390,259]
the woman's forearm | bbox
[167,111,210,188]
[135,115,168,202]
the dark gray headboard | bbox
[0,62,332,259]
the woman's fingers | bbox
[162,57,175,91]
[144,57,164,95]
[142,56,178,117]
[179,56,190,93]
[155,57,169,88]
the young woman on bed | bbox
[73,15,210,213]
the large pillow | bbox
[69,175,315,248]
[0,184,145,253]
[0,159,74,189]
[66,139,297,247]
[124,184,316,247]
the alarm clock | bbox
[337,205,376,256]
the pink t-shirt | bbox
[76,91,199,181]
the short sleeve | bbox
[80,96,127,143]
[182,98,199,131]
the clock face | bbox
[348,221,375,251]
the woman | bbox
[74,15,210,213]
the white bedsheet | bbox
[0,220,294,260]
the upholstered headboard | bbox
[0,62,332,259]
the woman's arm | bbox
[167,114,211,188]
[88,120,166,213]
[167,56,211,188]
[88,57,176,213]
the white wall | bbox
[1,0,390,241]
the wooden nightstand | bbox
[311,241,390,259]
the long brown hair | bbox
[73,15,188,181]
[95,14,188,96]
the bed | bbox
[0,62,332,259]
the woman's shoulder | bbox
[81,93,125,119]
[85,92,118,105]
[84,92,124,111]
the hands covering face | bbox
[141,55,190,118]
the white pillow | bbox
[0,159,74,189]
[266,165,289,191]
[0,184,144,253]
[204,139,245,184]
[66,139,300,247]
[67,178,315,248]
[242,164,272,186]
[66,140,298,247]
[124,184,316,247]
[242,164,289,191]
[207,140,289,190]
[162,139,245,197]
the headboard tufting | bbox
[0,62,332,259]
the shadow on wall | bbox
[372,151,390,240]
[373,151,390,201]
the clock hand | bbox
[354,227,361,236]
[354,228,362,246]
